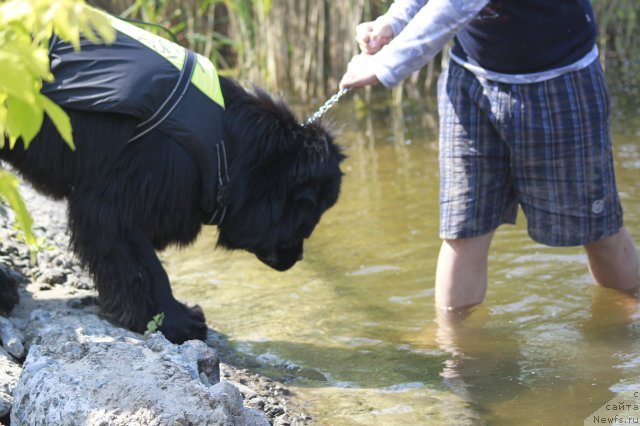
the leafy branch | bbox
[0,0,114,249]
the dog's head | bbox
[216,79,345,271]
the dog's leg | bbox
[0,265,19,315]
[68,196,208,343]
[129,229,208,343]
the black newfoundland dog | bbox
[0,24,344,343]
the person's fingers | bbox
[339,55,380,89]
[368,26,392,53]
[358,34,371,53]
[360,39,383,55]
[355,22,380,54]
[355,22,374,43]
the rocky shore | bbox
[0,183,311,425]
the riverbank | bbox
[0,182,310,425]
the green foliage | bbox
[92,0,640,100]
[144,312,165,336]
[105,0,235,73]
[0,0,115,147]
[0,170,36,247]
[0,0,115,249]
[591,0,640,59]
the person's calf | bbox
[584,227,640,292]
[435,233,494,309]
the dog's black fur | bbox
[0,77,344,343]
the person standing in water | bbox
[339,0,640,310]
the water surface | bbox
[162,86,640,425]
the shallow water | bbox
[162,87,640,425]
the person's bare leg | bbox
[435,232,494,310]
[584,227,640,292]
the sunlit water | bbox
[162,85,640,425]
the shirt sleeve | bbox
[378,0,429,37]
[373,0,489,87]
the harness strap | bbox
[118,44,229,225]
[207,140,230,225]
[129,49,197,142]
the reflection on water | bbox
[162,88,640,425]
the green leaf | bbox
[0,56,37,102]
[5,95,43,148]
[83,6,116,44]
[0,42,51,81]
[0,170,37,249]
[144,312,165,335]
[37,94,74,149]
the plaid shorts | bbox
[437,59,623,246]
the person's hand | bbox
[339,54,380,90]
[355,20,393,54]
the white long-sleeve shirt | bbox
[372,0,488,87]
[372,0,599,87]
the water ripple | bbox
[348,265,402,276]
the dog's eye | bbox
[292,188,316,210]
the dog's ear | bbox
[292,122,339,163]
[221,78,341,161]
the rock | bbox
[66,295,99,309]
[0,185,308,424]
[34,268,67,286]
[0,346,22,417]
[11,310,269,425]
[0,316,25,359]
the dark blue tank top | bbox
[451,0,597,74]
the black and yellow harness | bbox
[42,12,229,224]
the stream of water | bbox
[162,86,640,425]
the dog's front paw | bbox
[158,303,208,344]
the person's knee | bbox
[442,232,494,256]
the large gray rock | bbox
[0,346,21,417]
[0,316,25,359]
[11,310,269,425]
